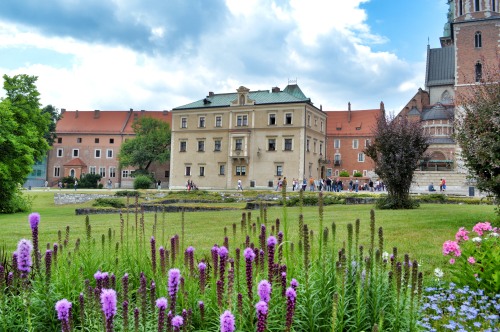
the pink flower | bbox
[467,256,476,264]
[455,227,469,242]
[449,258,455,264]
[442,240,461,257]
[472,222,492,236]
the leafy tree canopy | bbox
[0,74,51,213]
[365,113,429,209]
[118,116,171,171]
[455,57,500,201]
[42,104,62,146]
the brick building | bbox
[47,109,171,188]
[325,103,382,178]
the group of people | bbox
[185,180,198,191]
[428,178,446,192]
[275,176,385,192]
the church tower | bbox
[452,0,500,88]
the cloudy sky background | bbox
[0,0,448,113]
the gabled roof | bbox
[421,103,454,121]
[63,158,87,167]
[122,111,172,134]
[56,110,131,134]
[173,84,312,110]
[325,109,381,136]
[425,46,455,87]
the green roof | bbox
[173,84,311,110]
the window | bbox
[320,121,324,132]
[89,166,96,174]
[284,138,293,151]
[199,116,205,128]
[99,167,106,178]
[214,140,221,152]
[365,139,371,147]
[235,138,243,151]
[334,154,341,166]
[122,170,129,178]
[475,62,482,82]
[236,166,246,176]
[475,0,480,11]
[77,137,82,143]
[109,167,116,178]
[352,170,358,175]
[363,170,368,177]
[334,139,340,149]
[180,141,187,152]
[313,141,317,153]
[107,149,113,158]
[306,139,310,152]
[319,142,323,155]
[54,167,60,177]
[358,153,365,162]
[459,0,463,15]
[493,0,496,12]
[285,113,292,125]
[199,166,205,176]
[268,138,276,151]
[215,116,222,127]
[307,115,311,126]
[335,170,339,176]
[57,148,63,157]
[57,137,62,144]
[219,164,225,175]
[181,117,187,128]
[352,139,359,149]
[95,138,100,143]
[276,165,283,176]
[165,170,170,178]
[475,31,482,48]
[197,140,205,152]
[95,149,101,158]
[327,168,332,177]
[109,138,114,144]
[72,149,79,157]
[185,166,191,176]
[269,114,276,125]
[236,115,248,126]
[314,118,318,126]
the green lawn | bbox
[0,191,496,279]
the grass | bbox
[0,190,496,279]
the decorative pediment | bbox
[231,86,255,106]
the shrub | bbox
[339,170,350,177]
[61,176,75,189]
[133,175,153,189]
[92,198,126,208]
[376,196,419,209]
[78,173,102,189]
[353,171,363,177]
[115,190,141,197]
[442,222,499,294]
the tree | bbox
[118,116,171,171]
[41,104,62,146]
[365,113,429,209]
[0,74,51,213]
[455,57,500,202]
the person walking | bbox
[237,179,243,191]
[74,180,78,191]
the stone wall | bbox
[54,193,114,205]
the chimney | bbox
[141,110,146,113]
[162,110,169,115]
[60,108,66,115]
[320,104,322,111]
[75,110,79,118]
[348,102,351,123]
[208,91,214,97]
[94,109,100,119]
[130,108,133,112]
[380,101,385,116]
[271,87,280,93]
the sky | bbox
[0,0,449,114]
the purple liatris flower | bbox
[199,301,205,324]
[220,310,235,332]
[285,287,297,331]
[55,299,72,332]
[172,315,183,331]
[29,213,41,271]
[290,278,299,290]
[45,249,53,284]
[29,212,40,229]
[199,262,207,293]
[151,236,157,274]
[244,248,255,300]
[281,272,287,296]
[267,236,277,282]
[186,246,195,275]
[258,279,272,303]
[159,246,166,276]
[156,297,168,332]
[101,288,117,332]
[212,245,219,278]
[168,268,181,312]
[16,239,33,278]
[122,273,129,302]
[255,301,268,332]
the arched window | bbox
[475,31,482,48]
[459,0,463,15]
[70,169,75,177]
[475,0,480,11]
[475,62,482,82]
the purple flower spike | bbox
[219,246,228,259]
[186,246,194,254]
[267,236,277,247]
[285,287,297,331]
[156,297,168,332]
[244,248,256,261]
[255,301,268,332]
[29,213,40,230]
[168,268,181,297]
[258,280,272,303]
[290,278,299,290]
[220,310,235,332]
[100,288,117,319]
[156,297,168,309]
[172,315,183,330]
[16,239,33,277]
[55,299,72,332]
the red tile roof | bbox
[63,158,87,167]
[325,109,381,136]
[122,110,172,134]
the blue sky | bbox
[0,0,449,113]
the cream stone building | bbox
[170,84,327,190]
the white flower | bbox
[382,251,389,260]
[434,268,444,279]
[488,232,499,237]
[472,237,482,243]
